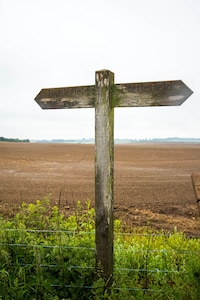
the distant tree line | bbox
[0,137,30,143]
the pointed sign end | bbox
[179,81,193,105]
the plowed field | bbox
[0,142,200,236]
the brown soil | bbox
[0,142,200,236]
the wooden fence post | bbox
[191,173,200,217]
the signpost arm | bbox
[95,70,114,284]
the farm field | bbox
[0,142,200,236]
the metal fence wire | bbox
[0,228,200,299]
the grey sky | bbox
[0,0,199,140]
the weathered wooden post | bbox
[191,173,200,217]
[34,69,193,284]
[95,70,114,282]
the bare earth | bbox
[0,142,200,236]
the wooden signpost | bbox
[35,69,193,284]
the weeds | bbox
[0,196,200,299]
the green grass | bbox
[0,197,200,299]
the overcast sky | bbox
[0,0,199,140]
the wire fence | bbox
[1,227,200,299]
